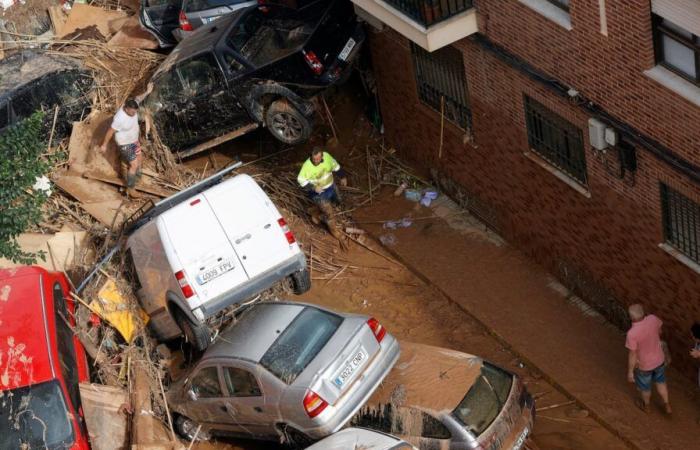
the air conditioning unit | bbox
[588,118,618,150]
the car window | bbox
[0,380,75,449]
[150,69,183,104]
[185,0,243,12]
[178,54,221,97]
[223,367,262,397]
[53,282,81,413]
[260,307,342,384]
[221,50,246,75]
[191,367,223,398]
[452,363,513,436]
[228,7,319,67]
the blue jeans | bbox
[634,364,666,391]
[310,184,340,205]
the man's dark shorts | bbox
[119,141,141,163]
[634,364,666,391]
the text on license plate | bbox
[197,260,233,285]
[513,427,529,450]
[338,38,356,61]
[334,349,366,387]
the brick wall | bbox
[368,14,700,378]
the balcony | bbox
[352,0,478,51]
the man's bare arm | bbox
[627,350,637,382]
[100,128,116,153]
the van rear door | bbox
[159,194,249,307]
[203,175,298,279]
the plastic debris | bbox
[383,217,413,229]
[90,280,149,344]
[33,175,52,196]
[379,234,397,246]
[394,181,407,197]
[404,189,421,202]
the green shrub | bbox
[0,111,51,264]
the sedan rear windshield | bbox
[184,0,249,13]
[260,307,342,384]
[227,6,324,66]
[452,363,513,436]
[0,380,74,449]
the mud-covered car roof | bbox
[0,51,85,102]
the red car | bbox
[0,267,90,449]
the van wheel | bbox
[174,309,210,352]
[281,424,313,448]
[174,415,210,441]
[290,269,311,295]
[265,99,311,145]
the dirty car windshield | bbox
[0,380,74,449]
[452,363,513,436]
[260,307,342,384]
[228,6,321,67]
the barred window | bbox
[523,96,587,184]
[660,183,700,264]
[410,43,471,130]
[652,14,700,86]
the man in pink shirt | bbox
[626,304,671,414]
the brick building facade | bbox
[363,0,700,377]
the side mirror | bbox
[187,389,198,401]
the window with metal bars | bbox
[410,43,471,130]
[545,0,570,11]
[660,183,700,264]
[652,14,700,86]
[523,95,587,184]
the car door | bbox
[184,365,232,429]
[140,0,181,46]
[220,365,277,439]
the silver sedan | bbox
[306,427,418,449]
[167,301,400,446]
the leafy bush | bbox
[0,111,51,264]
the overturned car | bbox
[140,0,364,158]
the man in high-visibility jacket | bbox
[298,147,347,224]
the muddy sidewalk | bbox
[354,190,700,450]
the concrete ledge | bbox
[659,243,700,274]
[523,151,591,198]
[518,0,572,31]
[644,65,700,108]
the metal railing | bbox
[384,0,474,27]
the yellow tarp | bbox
[91,280,148,343]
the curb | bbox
[359,228,640,450]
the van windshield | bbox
[260,307,342,384]
[0,380,75,449]
[452,363,513,436]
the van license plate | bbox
[197,260,233,285]
[334,348,367,388]
[513,427,529,450]
[338,38,356,61]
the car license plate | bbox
[338,38,356,61]
[333,348,367,388]
[196,259,234,285]
[513,427,529,450]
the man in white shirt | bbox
[99,99,143,199]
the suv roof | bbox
[0,267,60,389]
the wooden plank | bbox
[79,383,129,450]
[177,123,258,159]
[82,170,173,198]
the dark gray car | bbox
[167,302,400,446]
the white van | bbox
[124,167,310,351]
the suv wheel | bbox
[265,99,311,145]
[174,309,210,352]
[289,269,311,295]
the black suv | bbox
[141,0,364,157]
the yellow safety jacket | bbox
[297,152,341,190]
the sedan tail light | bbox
[175,270,195,299]
[303,390,328,418]
[278,217,296,244]
[302,50,323,75]
[179,10,193,31]
[367,317,386,343]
